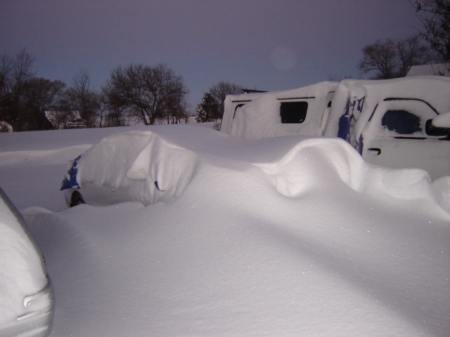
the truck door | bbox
[361,98,450,180]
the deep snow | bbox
[0,123,449,336]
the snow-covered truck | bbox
[220,76,450,180]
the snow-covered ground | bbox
[0,123,449,336]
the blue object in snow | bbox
[337,96,365,144]
[337,99,351,142]
[60,155,81,191]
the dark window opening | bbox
[381,110,421,134]
[280,102,308,124]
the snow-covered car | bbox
[0,187,54,336]
[61,130,199,207]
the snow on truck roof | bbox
[226,81,339,102]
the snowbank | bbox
[0,124,449,336]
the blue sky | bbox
[0,0,423,111]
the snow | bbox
[0,123,449,336]
[406,63,450,77]
[433,111,450,128]
[230,95,291,139]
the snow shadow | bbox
[251,221,450,336]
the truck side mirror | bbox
[426,112,450,137]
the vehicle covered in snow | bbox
[0,186,54,336]
[221,81,338,137]
[61,130,199,207]
[221,76,450,180]
[61,125,450,216]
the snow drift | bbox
[0,124,449,336]
[256,137,450,212]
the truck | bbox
[220,76,450,180]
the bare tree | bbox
[412,0,450,61]
[209,82,244,119]
[0,54,13,95]
[397,35,435,75]
[104,105,129,127]
[66,69,99,128]
[359,39,398,79]
[12,49,35,91]
[0,55,13,126]
[0,49,35,130]
[359,35,432,79]
[21,78,66,130]
[95,92,108,128]
[103,63,188,125]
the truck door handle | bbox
[368,148,381,155]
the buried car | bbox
[61,126,450,216]
[0,187,54,337]
[61,130,199,207]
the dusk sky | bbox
[1,0,424,111]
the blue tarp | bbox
[60,155,81,191]
[337,97,365,152]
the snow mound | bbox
[432,111,450,127]
[76,131,199,205]
[2,124,450,336]
[255,138,363,196]
[256,138,446,211]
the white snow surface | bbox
[0,123,449,336]
[433,111,450,128]
[230,95,290,139]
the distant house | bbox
[45,110,86,129]
[0,121,13,132]
[406,63,450,77]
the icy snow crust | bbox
[0,124,449,336]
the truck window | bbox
[381,110,421,134]
[280,102,308,124]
